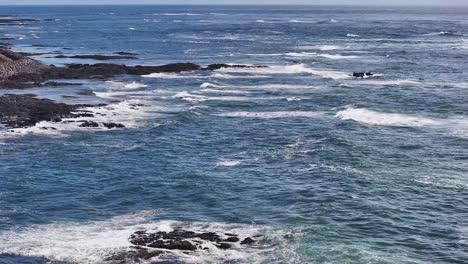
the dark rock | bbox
[104,248,164,264]
[102,122,125,129]
[216,243,232,250]
[52,54,138,60]
[79,121,99,128]
[147,239,197,251]
[114,51,138,56]
[77,90,95,96]
[241,237,255,245]
[352,72,365,78]
[223,236,240,243]
[196,232,220,242]
[0,94,79,128]
[352,72,373,78]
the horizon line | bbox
[0,4,467,7]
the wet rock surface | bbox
[0,47,265,129]
[0,94,94,128]
[106,229,258,263]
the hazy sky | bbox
[0,0,466,6]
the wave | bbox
[216,160,241,167]
[288,19,315,23]
[210,72,269,79]
[216,64,351,80]
[216,111,324,119]
[106,81,148,90]
[201,82,319,92]
[336,107,439,127]
[298,45,343,51]
[142,72,205,79]
[286,52,359,59]
[0,211,297,264]
[352,79,418,86]
[155,13,201,16]
[422,31,460,37]
[346,34,360,38]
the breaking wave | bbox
[0,211,300,264]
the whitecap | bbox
[216,160,241,167]
[217,111,324,119]
[285,52,359,59]
[216,64,351,80]
[346,33,360,38]
[335,107,439,127]
[0,211,297,264]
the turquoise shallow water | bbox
[0,5,467,264]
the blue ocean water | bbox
[0,5,467,264]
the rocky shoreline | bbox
[0,47,263,130]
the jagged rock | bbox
[79,121,99,127]
[216,243,232,250]
[102,123,125,129]
[241,237,255,245]
[147,239,197,251]
[103,247,164,264]
[223,236,240,242]
[352,72,373,78]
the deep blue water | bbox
[0,5,467,264]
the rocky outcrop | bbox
[0,48,265,89]
[0,94,93,128]
[0,49,47,81]
[103,229,257,263]
[352,72,373,78]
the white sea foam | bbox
[217,111,324,119]
[346,33,360,38]
[285,52,359,59]
[353,79,418,86]
[200,82,219,88]
[336,108,439,127]
[105,81,148,90]
[210,72,269,79]
[200,88,251,95]
[297,45,343,51]
[142,72,204,79]
[128,27,136,31]
[157,13,201,16]
[2,99,153,138]
[0,211,297,264]
[422,31,454,36]
[256,19,265,23]
[216,160,241,167]
[216,64,351,80]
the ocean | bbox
[0,5,467,264]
